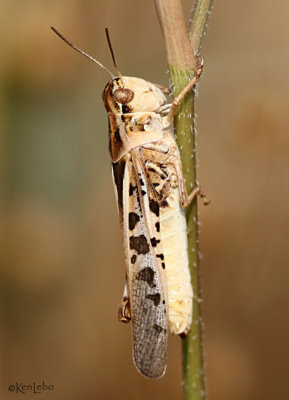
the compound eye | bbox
[113,88,134,104]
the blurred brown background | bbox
[1,1,288,399]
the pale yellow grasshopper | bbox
[51,27,209,379]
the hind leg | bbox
[118,276,131,323]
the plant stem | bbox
[189,0,213,56]
[155,1,213,399]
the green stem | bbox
[189,0,214,55]
[155,1,213,399]
[170,66,205,400]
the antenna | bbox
[105,28,122,77]
[51,27,114,78]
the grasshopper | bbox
[51,27,208,378]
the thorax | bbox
[109,111,165,162]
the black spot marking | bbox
[130,235,150,255]
[112,161,125,213]
[161,199,169,208]
[146,293,161,306]
[114,128,121,142]
[122,104,131,113]
[140,179,145,186]
[150,237,160,247]
[156,253,164,260]
[129,183,137,196]
[121,114,125,122]
[129,212,140,230]
[141,190,146,196]
[149,199,159,217]
[161,263,166,269]
[163,300,165,304]
[153,183,159,188]
[155,222,160,232]
[153,324,166,334]
[136,267,156,288]
[131,254,137,264]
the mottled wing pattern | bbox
[130,151,169,378]
[113,150,168,378]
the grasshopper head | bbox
[103,76,166,114]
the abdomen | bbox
[160,185,193,335]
